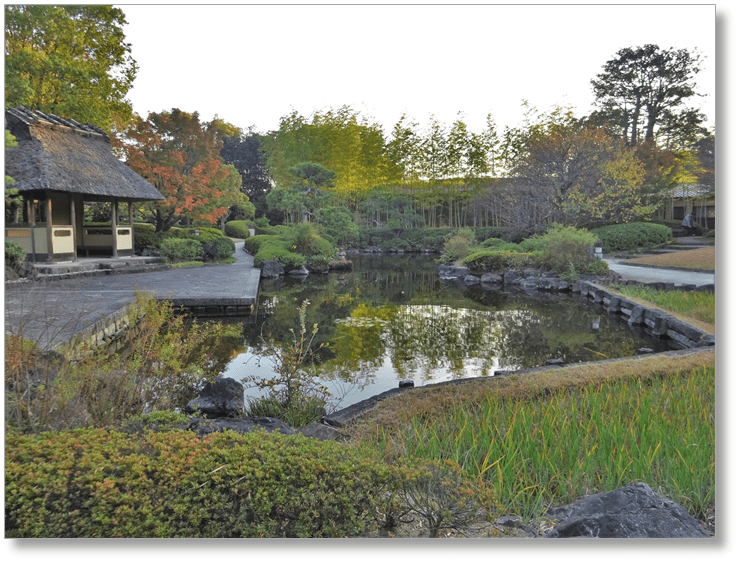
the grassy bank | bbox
[346,349,715,523]
[609,284,715,333]
[623,246,715,270]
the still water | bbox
[220,254,667,411]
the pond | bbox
[220,253,668,411]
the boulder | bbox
[261,260,284,279]
[438,264,470,280]
[464,274,480,285]
[184,377,245,418]
[544,482,708,538]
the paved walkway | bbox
[603,258,715,286]
[4,242,260,349]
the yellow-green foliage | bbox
[5,429,411,538]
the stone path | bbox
[4,242,259,349]
[603,258,715,286]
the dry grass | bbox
[343,348,715,438]
[624,246,715,270]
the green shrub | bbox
[583,259,611,276]
[5,239,26,271]
[316,206,359,246]
[461,250,536,272]
[285,223,335,266]
[187,227,223,244]
[133,223,162,248]
[441,228,476,263]
[480,238,518,252]
[590,222,673,253]
[159,238,203,263]
[210,237,236,260]
[225,220,252,239]
[5,428,410,538]
[535,223,599,274]
[246,235,305,269]
[705,229,715,238]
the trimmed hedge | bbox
[461,250,537,273]
[590,222,673,253]
[246,235,305,269]
[5,428,409,538]
[159,238,203,263]
[211,237,236,260]
[225,220,252,239]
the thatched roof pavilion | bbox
[5,106,163,262]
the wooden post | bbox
[111,201,119,258]
[70,196,77,261]
[46,197,53,263]
[28,199,37,262]
[129,202,134,250]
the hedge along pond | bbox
[219,254,670,411]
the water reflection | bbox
[222,254,668,409]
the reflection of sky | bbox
[224,304,529,411]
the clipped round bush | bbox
[461,250,536,273]
[5,239,26,271]
[535,224,598,274]
[211,237,236,260]
[159,238,203,263]
[590,222,672,253]
[187,227,224,244]
[225,220,252,239]
[5,428,408,538]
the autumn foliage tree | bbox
[112,109,245,232]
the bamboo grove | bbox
[258,102,713,235]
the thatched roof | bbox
[4,106,164,201]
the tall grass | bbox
[614,285,715,326]
[369,364,715,522]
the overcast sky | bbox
[119,2,716,137]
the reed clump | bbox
[347,351,715,523]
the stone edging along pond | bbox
[318,267,715,432]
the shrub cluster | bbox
[5,239,26,271]
[245,224,335,269]
[590,222,673,253]
[461,250,536,273]
[159,238,203,263]
[225,220,252,239]
[210,237,236,260]
[5,428,410,538]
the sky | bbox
[118,2,717,137]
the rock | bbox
[480,272,503,285]
[299,422,341,441]
[287,265,310,276]
[260,260,284,278]
[545,358,565,367]
[503,270,522,285]
[184,377,245,418]
[463,274,480,285]
[399,380,415,388]
[544,482,708,538]
[187,416,297,436]
[438,264,470,280]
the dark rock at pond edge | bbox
[184,377,244,418]
[438,264,470,279]
[287,265,310,276]
[299,422,342,441]
[260,260,284,278]
[544,482,708,538]
[480,272,503,285]
[186,416,297,436]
